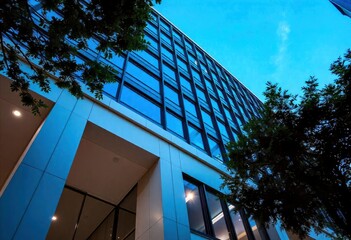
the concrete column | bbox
[0,92,91,240]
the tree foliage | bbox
[222,50,351,239]
[0,0,160,114]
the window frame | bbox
[183,175,265,240]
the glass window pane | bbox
[188,54,197,66]
[121,86,161,123]
[103,81,119,98]
[126,61,160,92]
[183,180,206,233]
[201,109,214,128]
[228,204,248,240]
[173,30,182,41]
[106,54,125,70]
[146,22,157,35]
[175,43,184,55]
[177,58,188,72]
[161,32,171,45]
[211,98,220,112]
[166,111,184,137]
[184,98,197,116]
[206,191,230,240]
[163,64,176,80]
[196,48,204,61]
[116,209,136,240]
[217,121,229,139]
[249,218,262,240]
[205,79,213,91]
[189,126,204,149]
[180,75,192,91]
[196,88,206,101]
[145,34,158,51]
[165,85,179,105]
[160,19,170,31]
[161,45,174,62]
[208,138,223,161]
[134,50,159,68]
[191,68,201,81]
[185,39,194,51]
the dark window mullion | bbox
[239,209,256,240]
[199,184,215,237]
[220,200,237,240]
[116,52,130,101]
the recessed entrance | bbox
[47,122,158,239]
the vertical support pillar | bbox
[0,93,91,240]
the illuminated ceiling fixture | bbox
[12,110,22,117]
[185,191,194,203]
[51,216,57,221]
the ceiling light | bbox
[12,110,22,117]
[185,191,194,203]
[51,216,57,221]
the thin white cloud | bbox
[274,21,290,66]
[270,21,291,83]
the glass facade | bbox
[81,9,263,163]
[183,176,264,240]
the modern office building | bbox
[330,0,351,18]
[1,6,293,240]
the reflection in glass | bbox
[228,204,247,240]
[249,218,262,240]
[126,61,160,92]
[121,86,161,123]
[164,85,179,105]
[206,191,230,240]
[166,111,184,137]
[183,180,206,233]
[189,126,204,149]
[208,138,223,161]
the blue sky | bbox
[155,0,351,101]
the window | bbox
[183,177,266,240]
[196,48,204,61]
[103,81,119,98]
[163,64,176,80]
[201,109,214,128]
[173,30,182,41]
[146,22,158,35]
[120,86,160,123]
[185,39,194,51]
[160,19,170,31]
[126,61,160,92]
[206,191,229,239]
[188,54,197,66]
[228,204,248,240]
[184,98,197,117]
[191,68,201,81]
[180,75,192,92]
[208,138,223,161]
[145,34,158,51]
[217,120,229,139]
[166,111,184,137]
[177,58,188,72]
[164,85,179,105]
[161,45,174,62]
[175,43,185,56]
[196,87,206,102]
[134,50,158,68]
[210,97,220,112]
[189,125,204,149]
[161,32,172,45]
[183,180,206,233]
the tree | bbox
[0,0,160,114]
[222,50,351,239]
